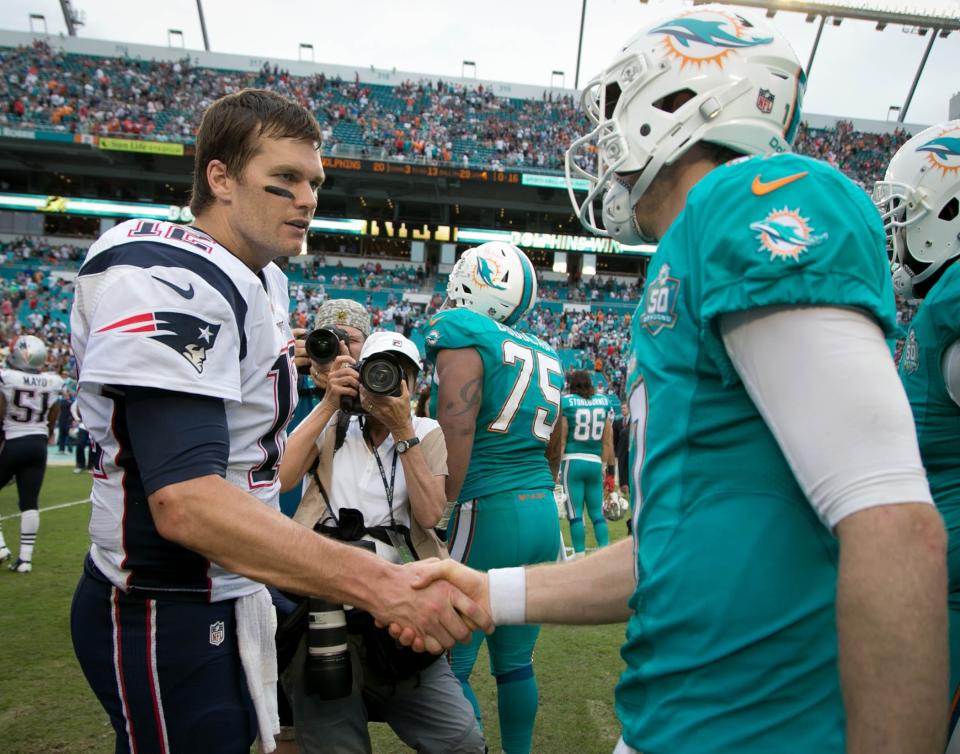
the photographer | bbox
[278,322,485,754]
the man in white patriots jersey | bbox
[0,334,63,572]
[70,89,488,754]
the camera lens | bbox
[304,598,352,699]
[305,328,344,364]
[360,354,402,396]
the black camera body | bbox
[306,327,407,414]
[357,352,405,398]
[305,326,349,364]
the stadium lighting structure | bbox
[195,0,211,51]
[28,13,47,35]
[692,0,959,123]
[462,60,477,79]
[167,29,185,48]
[551,70,566,89]
[575,0,588,88]
[299,43,314,62]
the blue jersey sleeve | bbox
[691,154,899,384]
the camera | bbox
[357,352,404,398]
[304,532,374,699]
[338,353,406,415]
[303,597,351,699]
[305,326,348,364]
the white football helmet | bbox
[8,335,47,373]
[603,490,630,522]
[566,4,805,243]
[873,120,960,299]
[446,242,538,326]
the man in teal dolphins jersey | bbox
[404,6,946,753]
[875,119,960,748]
[554,369,615,555]
[423,241,563,754]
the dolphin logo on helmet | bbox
[650,18,773,50]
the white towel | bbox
[236,587,280,753]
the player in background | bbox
[0,335,63,573]
[424,241,564,754]
[407,7,947,752]
[554,369,615,556]
[874,119,960,747]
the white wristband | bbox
[488,567,526,626]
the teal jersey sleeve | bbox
[424,307,564,499]
[688,153,899,385]
[900,264,960,508]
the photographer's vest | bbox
[292,419,449,561]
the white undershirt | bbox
[719,306,933,530]
[942,340,960,406]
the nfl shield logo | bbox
[209,620,226,647]
[756,89,775,114]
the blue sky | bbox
[1,0,958,125]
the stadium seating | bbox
[0,40,910,186]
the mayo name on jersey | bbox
[0,368,64,439]
[425,307,563,500]
[617,153,898,752]
[561,393,608,459]
[71,219,298,601]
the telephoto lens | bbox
[358,352,403,396]
[305,326,347,364]
[304,597,352,699]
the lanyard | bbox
[371,441,399,529]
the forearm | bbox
[278,401,336,492]
[149,474,393,610]
[524,538,635,624]
[396,443,446,528]
[836,504,948,754]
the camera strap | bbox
[371,443,399,528]
[372,444,416,563]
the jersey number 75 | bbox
[488,341,562,442]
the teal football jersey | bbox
[425,307,563,500]
[898,262,960,696]
[561,393,608,457]
[617,153,898,753]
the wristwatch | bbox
[395,436,420,455]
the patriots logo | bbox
[95,311,222,374]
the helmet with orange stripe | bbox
[566,4,805,244]
[446,242,538,326]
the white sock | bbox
[0,520,7,550]
[19,509,39,562]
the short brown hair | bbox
[568,370,595,399]
[189,89,322,215]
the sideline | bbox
[0,497,91,521]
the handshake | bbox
[370,559,502,655]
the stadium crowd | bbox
[0,40,910,186]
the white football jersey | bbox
[71,219,298,601]
[0,368,64,439]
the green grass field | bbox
[0,467,629,753]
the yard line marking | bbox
[0,497,91,521]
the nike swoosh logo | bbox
[152,275,195,299]
[751,171,808,195]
